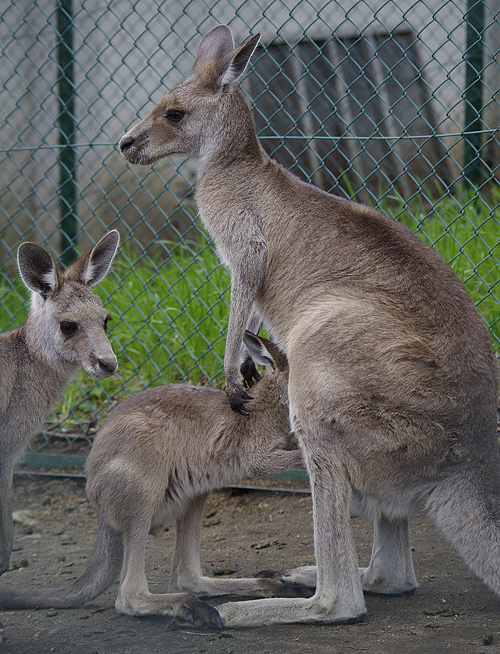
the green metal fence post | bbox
[57,0,78,265]
[463,0,485,190]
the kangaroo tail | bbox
[0,519,123,609]
[426,459,500,597]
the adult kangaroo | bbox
[0,230,119,576]
[0,332,306,626]
[119,25,499,627]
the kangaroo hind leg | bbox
[256,513,417,597]
[218,444,366,627]
[360,514,417,595]
[171,494,311,599]
[115,513,220,626]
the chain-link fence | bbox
[1,0,500,466]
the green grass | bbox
[1,196,499,434]
[106,240,231,385]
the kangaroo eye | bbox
[166,109,184,123]
[60,321,78,336]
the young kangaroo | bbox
[0,230,119,576]
[0,332,305,625]
[119,25,500,628]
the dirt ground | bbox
[0,474,499,654]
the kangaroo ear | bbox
[243,331,288,371]
[195,26,260,87]
[219,33,261,86]
[68,230,120,287]
[17,243,60,299]
[196,25,235,63]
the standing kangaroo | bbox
[119,25,499,627]
[0,332,306,626]
[0,230,119,576]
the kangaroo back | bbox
[86,330,296,516]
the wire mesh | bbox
[1,0,499,459]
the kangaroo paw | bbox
[240,356,262,388]
[254,569,283,579]
[254,572,314,598]
[178,594,222,628]
[270,579,314,598]
[256,566,317,590]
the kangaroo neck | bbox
[196,91,265,184]
[195,135,268,224]
[198,135,263,180]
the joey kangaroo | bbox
[0,332,307,625]
[0,230,119,576]
[119,25,500,628]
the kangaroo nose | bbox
[119,135,134,153]
[98,357,118,375]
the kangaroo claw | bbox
[227,384,253,414]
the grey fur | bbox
[119,25,499,627]
[0,333,305,625]
[0,231,119,575]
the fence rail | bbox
[1,0,499,466]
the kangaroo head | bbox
[242,330,289,404]
[17,230,120,378]
[119,25,261,165]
